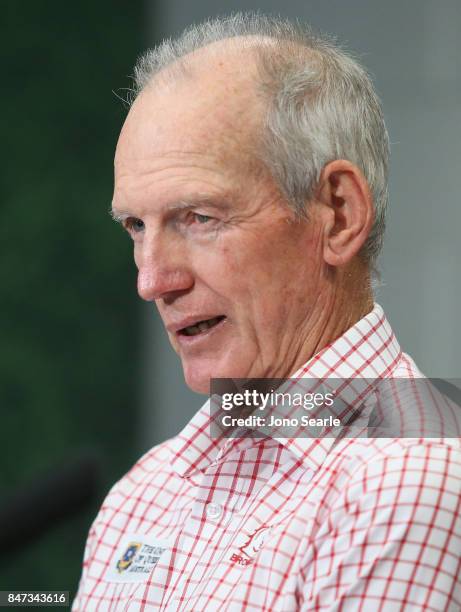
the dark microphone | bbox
[0,452,100,556]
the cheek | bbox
[193,243,241,290]
[192,222,322,316]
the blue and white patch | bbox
[106,534,170,583]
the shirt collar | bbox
[170,303,402,477]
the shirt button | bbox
[205,503,223,520]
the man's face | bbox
[113,60,327,393]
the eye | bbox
[125,217,145,234]
[193,213,212,224]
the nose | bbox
[136,236,194,302]
[137,266,194,301]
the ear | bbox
[315,160,374,267]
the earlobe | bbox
[324,229,356,266]
[316,160,374,268]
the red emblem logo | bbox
[230,524,272,566]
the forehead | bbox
[115,45,264,170]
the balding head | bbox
[117,38,271,188]
[131,14,390,271]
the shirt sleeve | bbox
[71,518,100,611]
[299,442,461,611]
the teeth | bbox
[182,317,223,336]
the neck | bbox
[288,261,374,376]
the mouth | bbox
[178,315,226,337]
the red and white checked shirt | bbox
[73,304,461,611]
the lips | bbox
[179,315,226,337]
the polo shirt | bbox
[73,304,461,611]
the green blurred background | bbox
[2,0,145,597]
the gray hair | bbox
[132,13,390,269]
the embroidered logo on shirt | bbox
[116,541,142,573]
[230,524,273,566]
[106,534,170,583]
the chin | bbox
[182,364,213,395]
[182,357,246,395]
[185,378,210,395]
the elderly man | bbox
[74,14,461,611]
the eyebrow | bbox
[109,207,130,223]
[110,195,232,222]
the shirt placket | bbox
[165,443,315,611]
[160,462,242,610]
